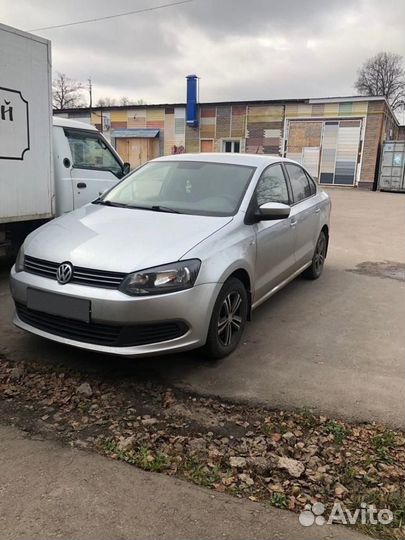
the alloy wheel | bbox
[217,291,243,347]
[314,235,326,274]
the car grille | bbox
[16,303,188,347]
[24,255,126,289]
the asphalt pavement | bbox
[0,187,404,427]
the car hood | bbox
[25,204,233,273]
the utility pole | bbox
[88,77,93,110]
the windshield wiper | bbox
[150,205,182,214]
[93,200,182,213]
[92,199,129,208]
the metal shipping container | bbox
[378,141,405,192]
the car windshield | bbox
[99,160,255,217]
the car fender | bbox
[183,222,256,292]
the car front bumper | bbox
[10,266,221,357]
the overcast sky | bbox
[2,0,405,109]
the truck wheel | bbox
[203,278,248,359]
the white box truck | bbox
[0,23,129,257]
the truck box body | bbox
[0,23,53,225]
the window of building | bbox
[285,163,313,203]
[223,140,241,153]
[255,163,289,206]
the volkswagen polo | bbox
[10,153,330,359]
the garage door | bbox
[319,120,362,186]
[286,119,362,185]
[286,121,323,180]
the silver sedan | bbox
[10,153,331,359]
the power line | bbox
[29,0,195,32]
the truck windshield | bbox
[100,161,255,217]
[65,129,123,177]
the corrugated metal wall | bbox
[378,141,405,191]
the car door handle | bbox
[77,182,87,189]
[290,218,297,227]
[315,207,320,214]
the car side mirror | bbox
[122,162,131,176]
[255,202,291,221]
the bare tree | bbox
[120,96,148,106]
[120,96,130,106]
[354,52,405,110]
[96,96,118,107]
[96,96,147,107]
[52,72,84,109]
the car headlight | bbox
[14,245,25,272]
[119,259,201,296]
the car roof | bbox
[53,116,98,131]
[152,152,295,168]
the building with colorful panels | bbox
[54,94,404,190]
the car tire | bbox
[203,277,248,359]
[303,230,327,280]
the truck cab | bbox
[53,117,129,215]
[0,23,130,258]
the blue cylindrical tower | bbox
[186,74,199,128]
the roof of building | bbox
[54,95,389,115]
[54,95,401,128]
[111,128,159,138]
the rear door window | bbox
[285,163,313,203]
[305,171,317,196]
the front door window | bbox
[65,129,123,178]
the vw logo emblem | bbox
[56,262,73,284]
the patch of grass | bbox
[100,438,117,453]
[341,466,356,484]
[299,407,317,428]
[373,431,396,463]
[262,423,289,437]
[387,491,405,531]
[262,424,274,436]
[99,438,137,464]
[352,489,405,540]
[183,457,221,487]
[228,485,249,497]
[373,431,396,450]
[325,420,351,444]
[270,493,288,509]
[99,439,169,471]
[363,453,375,467]
[134,445,169,472]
